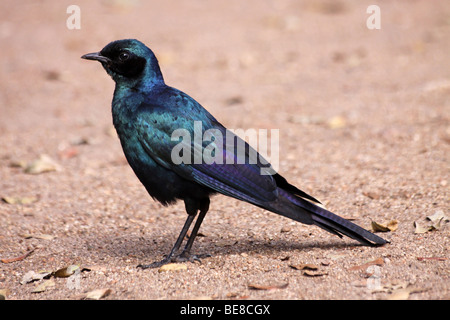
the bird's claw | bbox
[174,252,211,263]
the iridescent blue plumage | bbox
[82,39,387,268]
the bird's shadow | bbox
[96,231,362,265]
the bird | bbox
[81,39,388,268]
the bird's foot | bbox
[137,252,211,270]
[172,252,211,264]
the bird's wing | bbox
[135,104,279,204]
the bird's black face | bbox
[82,40,147,79]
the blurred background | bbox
[1,0,449,140]
[1,0,448,192]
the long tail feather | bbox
[273,189,388,246]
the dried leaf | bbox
[2,196,38,205]
[226,292,239,298]
[158,263,187,273]
[327,115,347,129]
[20,271,51,285]
[289,263,319,271]
[349,257,384,271]
[414,221,434,234]
[427,210,449,229]
[191,295,214,300]
[85,288,112,300]
[303,270,328,277]
[9,159,27,168]
[35,234,54,240]
[388,285,426,300]
[1,249,35,264]
[32,280,55,293]
[25,154,61,174]
[386,220,399,231]
[363,191,381,200]
[290,262,327,276]
[248,282,288,290]
[20,233,55,240]
[371,220,398,232]
[320,260,331,266]
[416,257,447,261]
[21,265,89,285]
[388,288,411,300]
[427,210,446,222]
[0,289,10,300]
[414,211,448,234]
[53,264,80,278]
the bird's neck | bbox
[113,65,164,94]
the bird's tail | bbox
[271,189,388,246]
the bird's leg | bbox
[137,213,196,269]
[137,198,211,269]
[177,198,210,262]
[178,207,208,260]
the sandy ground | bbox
[0,0,449,300]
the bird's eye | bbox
[119,52,130,62]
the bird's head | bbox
[81,39,164,89]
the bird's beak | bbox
[81,52,111,65]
